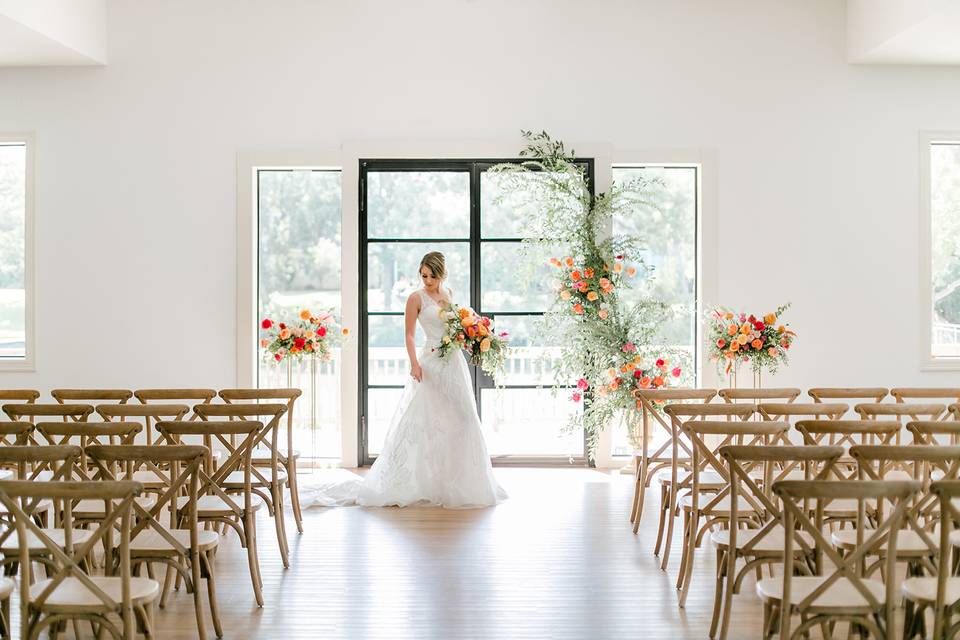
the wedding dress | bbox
[302,289,507,509]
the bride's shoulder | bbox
[406,290,423,308]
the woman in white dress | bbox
[308,251,506,509]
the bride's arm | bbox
[405,293,423,382]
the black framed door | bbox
[359,158,595,466]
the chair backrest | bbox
[0,421,32,446]
[0,479,144,636]
[0,390,40,404]
[156,420,262,517]
[891,387,960,405]
[96,403,189,445]
[682,420,791,512]
[194,402,287,470]
[35,422,142,472]
[757,403,848,421]
[808,387,888,405]
[51,389,133,405]
[134,389,216,421]
[907,420,960,446]
[717,388,801,403]
[2,403,94,424]
[773,479,921,639]
[928,481,960,638]
[87,444,206,557]
[796,420,901,478]
[0,444,81,484]
[219,388,300,457]
[855,402,947,422]
[949,403,960,421]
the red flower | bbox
[261,319,273,329]
[671,367,681,377]
[318,326,327,337]
[571,392,582,403]
[481,316,491,327]
[753,322,765,331]
[655,358,665,367]
[278,323,286,330]
[748,315,756,323]
[716,338,727,349]
[615,254,624,260]
[294,338,306,349]
[577,378,589,390]
[274,353,282,362]
[633,369,642,379]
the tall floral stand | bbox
[285,357,320,463]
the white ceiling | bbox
[0,0,106,67]
[847,0,960,65]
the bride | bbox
[308,251,507,509]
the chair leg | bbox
[189,549,207,640]
[709,547,725,638]
[272,482,290,568]
[0,596,8,640]
[630,456,643,524]
[287,458,304,534]
[653,482,668,553]
[660,482,678,571]
[678,510,699,607]
[676,509,690,590]
[244,513,264,607]
[202,551,224,638]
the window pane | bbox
[0,143,26,359]
[480,167,586,239]
[489,315,565,386]
[257,169,341,458]
[480,388,582,457]
[612,166,697,360]
[367,388,404,456]
[367,242,470,312]
[367,315,424,386]
[932,143,960,358]
[367,171,470,239]
[481,242,554,312]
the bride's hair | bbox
[419,251,447,281]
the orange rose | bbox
[586,291,599,302]
[459,307,471,319]
[727,325,738,336]
[737,334,748,345]
[730,342,740,352]
[564,256,574,267]
[279,329,291,340]
[549,258,561,267]
[751,339,763,349]
[740,324,751,335]
[462,316,476,327]
[764,314,777,325]
[571,270,582,281]
[613,263,623,273]
[477,324,489,336]
[479,337,492,352]
[573,304,584,314]
[652,376,665,387]
[299,310,311,320]
[341,328,350,336]
[583,268,595,278]
[626,266,637,277]
[639,376,652,389]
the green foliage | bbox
[0,144,26,290]
[489,131,685,460]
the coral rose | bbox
[598,309,609,320]
[751,339,763,349]
[564,256,574,267]
[652,376,665,387]
[479,337,492,352]
[716,338,727,348]
[639,376,652,389]
[626,266,636,277]
[571,270,582,281]
[730,342,740,352]
[767,347,778,357]
[583,268,594,278]
[560,290,572,301]
[727,325,738,336]
[260,339,270,348]
[573,304,585,314]
[586,291,599,302]
[279,329,291,340]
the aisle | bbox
[151,467,763,639]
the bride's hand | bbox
[410,363,423,382]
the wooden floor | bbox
[31,468,769,639]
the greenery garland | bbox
[490,131,689,461]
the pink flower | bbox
[274,353,282,362]
[571,392,582,402]
[621,342,636,353]
[260,339,270,348]
[577,378,589,391]
[671,367,681,377]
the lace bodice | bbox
[417,289,448,344]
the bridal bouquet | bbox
[436,303,509,377]
[707,304,796,374]
[260,309,349,363]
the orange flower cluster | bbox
[549,254,637,319]
[436,303,509,374]
[260,310,346,363]
[572,353,681,409]
[708,307,796,374]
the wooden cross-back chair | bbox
[0,422,32,447]
[656,403,754,571]
[950,404,960,422]
[52,389,133,406]
[856,403,948,443]
[757,402,848,427]
[717,388,801,405]
[901,480,960,640]
[219,388,305,535]
[35,422,142,473]
[2,404,94,434]
[808,388,889,417]
[757,479,921,640]
[0,479,160,640]
[796,420,902,477]
[714,445,845,640]
[134,390,216,421]
[194,402,291,569]
[892,388,960,407]
[97,404,189,445]
[0,390,39,405]
[156,419,266,607]
[0,446,95,581]
[87,444,222,640]
[631,388,717,533]
[675,419,790,608]
[909,420,960,447]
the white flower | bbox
[442,336,451,344]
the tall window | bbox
[928,139,960,362]
[0,139,30,365]
[610,164,698,457]
[360,160,589,465]
[257,169,342,458]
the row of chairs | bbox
[628,386,960,639]
[0,387,306,639]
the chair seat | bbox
[73,496,157,519]
[131,528,219,555]
[175,494,264,516]
[0,528,93,553]
[711,526,814,554]
[220,469,287,488]
[832,529,939,556]
[657,470,725,486]
[902,576,960,605]
[29,576,159,612]
[252,447,300,464]
[0,577,12,600]
[820,498,877,517]
[680,494,757,513]
[756,576,885,610]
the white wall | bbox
[1,0,959,414]
[0,0,107,65]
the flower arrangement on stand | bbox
[436,303,510,378]
[489,130,688,460]
[706,304,796,384]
